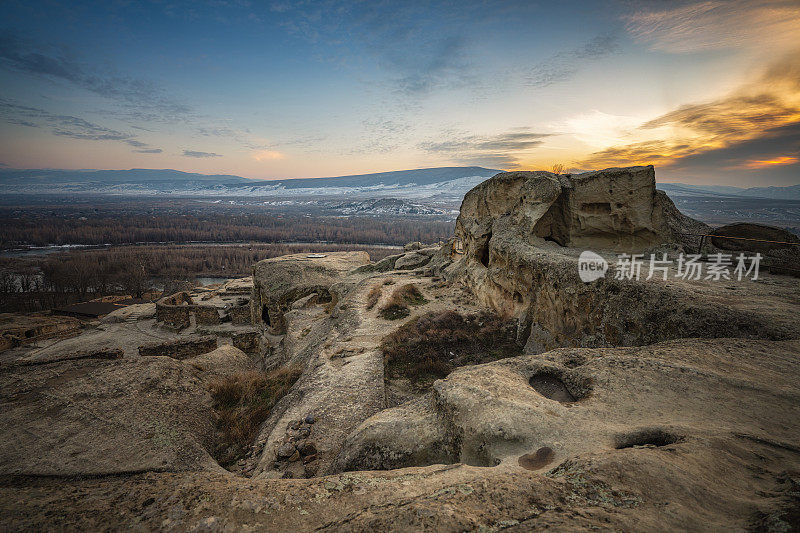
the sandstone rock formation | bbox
[0,356,221,476]
[251,251,370,334]
[2,168,800,531]
[334,338,800,474]
[447,166,799,353]
[455,166,687,258]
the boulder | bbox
[351,253,402,274]
[101,303,156,323]
[252,252,370,334]
[185,344,257,377]
[455,166,684,258]
[709,223,799,252]
[394,251,432,270]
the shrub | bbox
[381,310,521,390]
[209,365,302,466]
[378,283,427,320]
[365,284,382,310]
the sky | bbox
[0,0,798,186]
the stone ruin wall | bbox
[155,291,254,330]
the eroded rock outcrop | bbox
[448,166,799,353]
[3,168,800,531]
[251,252,370,334]
[455,166,689,258]
[334,338,800,474]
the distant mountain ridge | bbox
[0,166,501,199]
[658,182,800,200]
[0,168,251,185]
[1,167,798,200]
[249,167,500,189]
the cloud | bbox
[268,1,519,95]
[0,99,136,142]
[420,130,549,168]
[625,0,800,53]
[352,117,413,154]
[0,33,192,120]
[252,149,284,161]
[183,150,222,158]
[669,121,800,169]
[578,53,800,175]
[197,125,268,150]
[740,155,798,170]
[7,118,38,127]
[525,34,618,88]
[0,99,169,155]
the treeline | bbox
[0,213,454,248]
[0,243,400,312]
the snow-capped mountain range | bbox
[0,167,500,200]
[1,166,797,201]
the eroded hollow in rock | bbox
[614,428,682,449]
[529,372,578,403]
[518,446,555,470]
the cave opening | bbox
[478,233,492,267]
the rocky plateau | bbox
[1,166,799,532]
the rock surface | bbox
[455,166,682,257]
[185,344,257,378]
[334,338,800,473]
[2,167,800,531]
[0,356,221,476]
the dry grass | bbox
[378,283,427,320]
[365,284,382,310]
[381,310,522,390]
[209,365,302,466]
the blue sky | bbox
[0,0,798,186]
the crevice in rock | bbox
[614,428,682,449]
[478,233,492,267]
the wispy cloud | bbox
[0,34,193,120]
[740,155,798,170]
[525,34,618,88]
[420,130,549,168]
[252,149,284,161]
[577,53,800,178]
[625,0,800,53]
[183,150,222,158]
[134,148,163,154]
[268,1,499,95]
[0,99,134,142]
